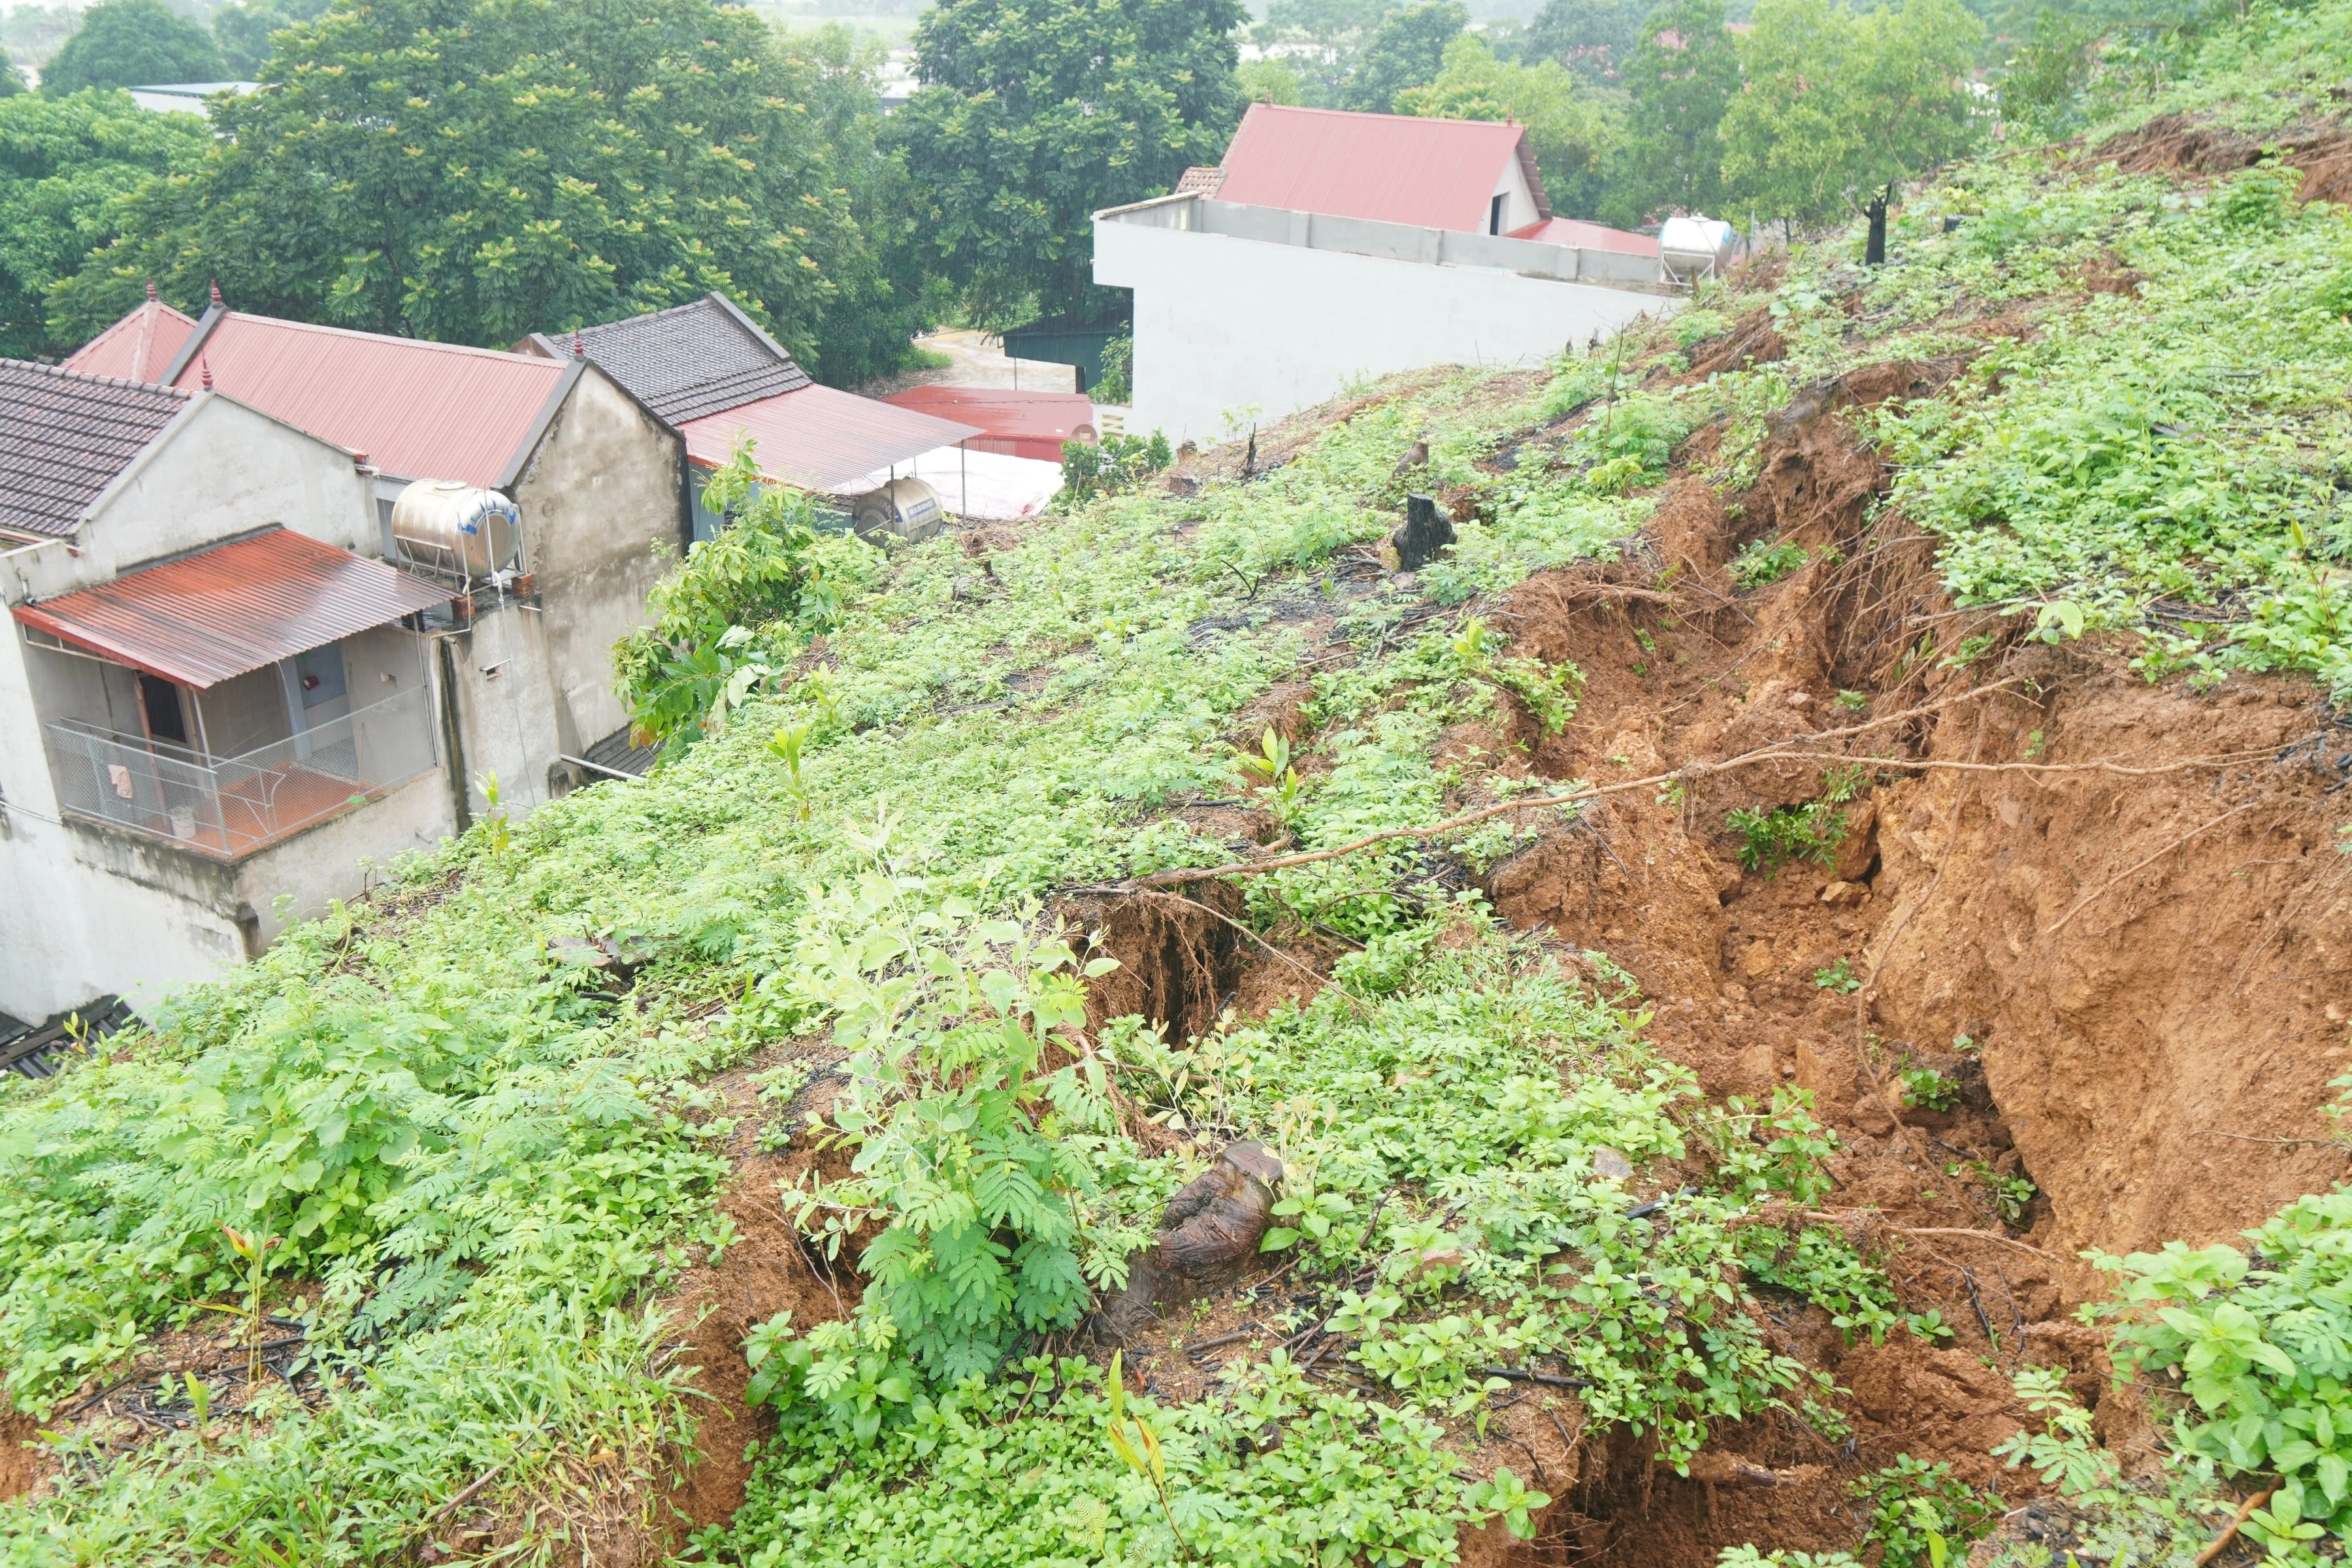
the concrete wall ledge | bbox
[1096,193,1666,293]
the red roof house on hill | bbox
[1212,103,1552,236]
[61,292,693,816]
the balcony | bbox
[48,685,439,859]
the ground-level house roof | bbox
[65,303,583,488]
[518,293,811,423]
[61,291,198,384]
[12,527,450,689]
[0,360,190,541]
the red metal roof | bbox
[62,297,198,384]
[1213,104,1535,233]
[156,312,568,485]
[1509,217,1661,257]
[881,387,1094,462]
[12,529,452,689]
[679,384,981,491]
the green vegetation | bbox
[1730,537,1810,588]
[56,0,909,376]
[1855,1455,2004,1568]
[0,88,206,359]
[17,1,2352,1554]
[1062,431,1174,504]
[1718,0,1985,236]
[1725,796,1852,875]
[1897,1063,1959,1111]
[2084,1192,2352,1546]
[37,0,220,95]
[886,0,1243,325]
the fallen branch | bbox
[2044,800,2261,934]
[2195,1488,2274,1568]
[427,1462,507,1527]
[1098,684,2283,892]
[2197,1129,2340,1149]
[1795,1210,2065,1262]
[1478,1366,1587,1389]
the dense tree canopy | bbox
[1718,0,1984,227]
[0,89,205,358]
[888,0,1244,326]
[49,0,912,383]
[40,0,223,94]
[1522,0,1649,82]
[1338,0,1467,110]
[1603,0,1739,225]
[210,0,332,78]
[0,50,22,97]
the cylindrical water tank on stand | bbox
[390,480,522,577]
[851,478,945,545]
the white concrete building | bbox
[1093,105,1673,445]
[0,301,687,1027]
[0,364,451,1022]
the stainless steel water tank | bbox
[851,477,945,545]
[391,480,521,576]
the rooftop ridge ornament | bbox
[209,280,223,308]
[200,357,214,390]
[572,329,585,360]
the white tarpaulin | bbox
[832,444,1066,521]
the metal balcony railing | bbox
[48,685,439,859]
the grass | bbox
[10,1,2352,1552]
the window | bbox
[1490,193,1505,235]
[139,673,189,747]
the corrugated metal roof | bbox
[62,297,199,384]
[12,528,452,688]
[679,384,981,491]
[1213,104,1535,233]
[527,293,811,423]
[1509,217,1661,256]
[0,360,189,539]
[881,387,1093,463]
[159,312,568,485]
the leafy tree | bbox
[0,90,206,358]
[889,0,1245,327]
[1394,34,1621,217]
[1604,0,1740,225]
[49,0,907,382]
[0,48,23,97]
[210,0,331,79]
[1717,0,1984,238]
[1337,0,1468,110]
[777,23,944,384]
[1238,54,1309,103]
[1995,8,2102,137]
[40,0,223,94]
[1252,0,1397,105]
[1524,0,1650,82]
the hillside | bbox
[7,7,2352,1564]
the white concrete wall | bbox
[4,395,374,604]
[1095,219,1669,447]
[1490,158,1540,235]
[0,400,451,1022]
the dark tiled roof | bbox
[0,361,189,538]
[582,725,657,779]
[543,294,811,424]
